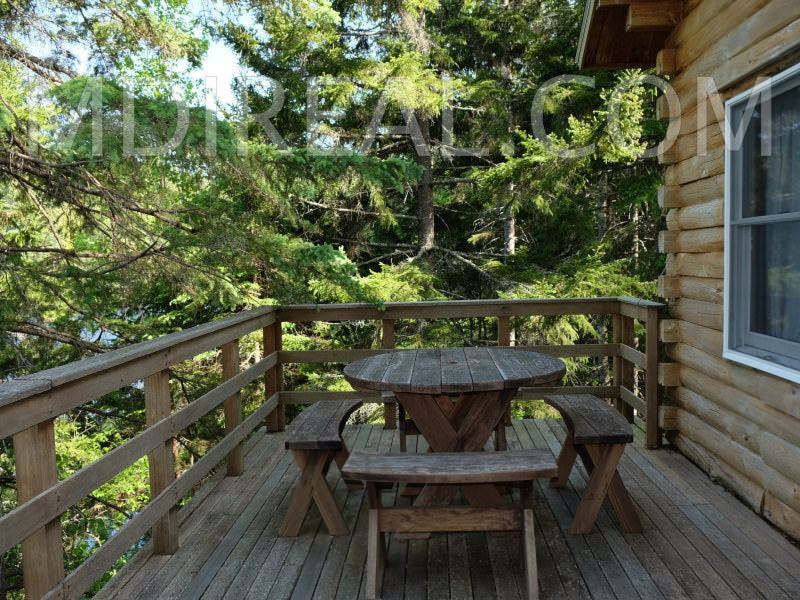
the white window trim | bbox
[723,61,800,385]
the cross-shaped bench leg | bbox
[280,449,350,537]
[550,429,642,534]
[569,443,623,534]
[333,446,362,491]
[550,430,578,489]
[583,444,642,533]
[569,443,641,534]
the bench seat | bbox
[280,399,362,537]
[343,449,557,484]
[545,394,633,445]
[544,394,641,534]
[343,450,556,600]
[285,398,362,451]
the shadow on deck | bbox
[96,420,800,600]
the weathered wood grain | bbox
[545,394,633,445]
[264,322,285,432]
[342,450,558,484]
[98,421,800,600]
[0,355,278,557]
[221,341,243,476]
[277,298,622,323]
[14,420,64,600]
[284,399,362,451]
[145,370,178,555]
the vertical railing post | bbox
[613,313,635,423]
[14,420,64,599]
[498,316,512,425]
[144,369,178,555]
[645,306,661,448]
[497,315,511,347]
[221,340,243,475]
[381,318,395,349]
[381,319,397,430]
[264,322,284,431]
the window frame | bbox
[723,61,800,384]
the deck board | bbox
[98,419,800,600]
[621,444,768,600]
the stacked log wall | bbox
[658,0,800,539]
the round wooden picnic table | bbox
[343,347,566,506]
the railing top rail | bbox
[617,296,665,309]
[0,306,277,410]
[277,297,627,322]
[0,296,663,423]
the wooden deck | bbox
[97,419,800,600]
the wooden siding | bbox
[96,422,800,600]
[658,0,800,539]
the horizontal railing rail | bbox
[0,296,663,600]
[0,307,277,441]
[276,296,624,322]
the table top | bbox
[343,347,566,394]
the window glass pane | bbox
[741,83,800,217]
[749,222,800,343]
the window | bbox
[724,62,800,383]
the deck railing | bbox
[0,296,663,599]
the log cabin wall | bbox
[656,0,800,539]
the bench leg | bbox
[398,404,407,452]
[585,445,642,533]
[569,443,625,535]
[383,397,397,430]
[494,422,507,451]
[522,508,539,600]
[280,450,349,537]
[366,483,386,600]
[280,450,318,537]
[551,431,578,488]
[366,508,386,600]
[334,445,362,491]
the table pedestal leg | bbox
[394,389,515,508]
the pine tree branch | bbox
[9,322,106,352]
[298,199,417,220]
[0,246,124,259]
[339,29,394,37]
[0,40,78,82]
[86,494,133,520]
[357,250,412,266]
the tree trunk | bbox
[503,197,516,255]
[597,172,608,239]
[596,173,609,381]
[415,111,435,256]
[396,2,435,258]
[499,0,516,261]
[503,187,516,345]
[0,502,6,600]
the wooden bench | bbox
[342,450,558,600]
[279,399,362,537]
[544,394,642,535]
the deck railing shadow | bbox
[0,296,663,599]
